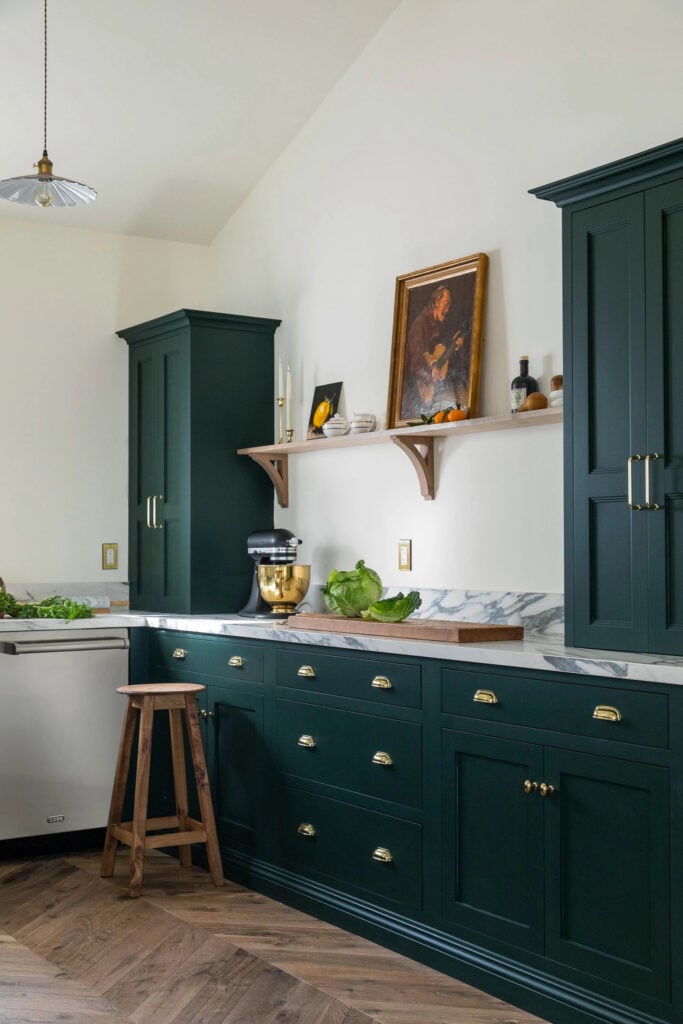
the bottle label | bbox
[511,387,526,412]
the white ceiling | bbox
[0,0,400,244]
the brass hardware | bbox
[297,665,316,679]
[523,779,538,794]
[539,782,556,798]
[473,689,498,704]
[172,648,187,660]
[206,710,215,719]
[297,734,317,748]
[593,704,622,722]
[297,822,316,837]
[627,454,644,510]
[152,494,164,529]
[372,751,394,766]
[198,708,215,720]
[645,453,661,510]
[146,496,152,528]
[228,655,244,668]
[371,675,393,690]
[372,846,394,863]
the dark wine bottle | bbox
[510,356,538,413]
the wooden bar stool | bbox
[101,682,224,897]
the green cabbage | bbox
[360,591,422,623]
[322,560,383,617]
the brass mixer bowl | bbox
[257,564,311,615]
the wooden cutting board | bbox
[287,613,523,643]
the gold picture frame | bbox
[386,253,488,428]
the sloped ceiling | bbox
[0,0,400,243]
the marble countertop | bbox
[3,610,683,687]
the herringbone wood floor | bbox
[0,851,547,1024]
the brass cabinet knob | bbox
[371,675,393,690]
[297,822,316,837]
[372,751,394,766]
[297,734,317,748]
[593,705,622,722]
[228,655,244,668]
[473,689,498,704]
[539,782,556,798]
[297,665,316,678]
[372,846,393,863]
[523,779,538,794]
[172,648,187,660]
[198,709,215,720]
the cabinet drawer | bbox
[150,631,264,683]
[442,669,669,748]
[276,649,421,708]
[280,786,422,910]
[276,699,422,808]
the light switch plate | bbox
[398,538,412,571]
[102,543,118,570]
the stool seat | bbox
[101,681,224,897]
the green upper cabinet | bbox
[118,309,280,613]
[532,139,683,654]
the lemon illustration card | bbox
[307,381,343,439]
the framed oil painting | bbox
[386,253,488,428]
[307,381,343,439]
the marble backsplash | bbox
[2,581,130,609]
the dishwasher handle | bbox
[0,636,130,655]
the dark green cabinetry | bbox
[532,139,683,654]
[118,309,280,613]
[131,628,680,1024]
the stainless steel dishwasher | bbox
[0,628,129,840]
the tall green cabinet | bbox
[532,139,683,654]
[118,309,280,613]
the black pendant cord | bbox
[43,0,48,156]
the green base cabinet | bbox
[130,629,681,1024]
[118,309,280,614]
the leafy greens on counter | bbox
[0,591,94,620]
[322,560,421,622]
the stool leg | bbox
[101,700,137,878]
[129,696,154,898]
[184,694,224,886]
[169,707,191,868]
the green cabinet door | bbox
[441,729,544,952]
[544,748,671,1002]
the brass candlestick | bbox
[277,397,285,444]
[286,428,294,443]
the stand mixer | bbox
[238,528,302,617]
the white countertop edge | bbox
[3,611,683,687]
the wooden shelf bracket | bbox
[391,435,435,500]
[249,453,289,508]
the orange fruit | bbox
[433,409,447,423]
[447,406,467,422]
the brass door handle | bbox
[146,496,152,528]
[473,689,498,704]
[172,648,186,660]
[539,782,556,798]
[297,822,316,837]
[523,779,538,794]
[297,665,316,679]
[228,655,244,668]
[371,675,393,690]
[645,453,661,510]
[593,705,622,722]
[627,454,644,510]
[152,494,164,528]
[372,846,393,863]
[297,734,316,748]
[372,751,393,766]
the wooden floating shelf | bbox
[238,406,563,507]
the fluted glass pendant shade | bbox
[0,1,96,208]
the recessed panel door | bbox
[129,343,162,609]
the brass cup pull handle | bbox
[198,709,215,720]
[473,689,498,704]
[539,782,556,798]
[627,454,644,510]
[372,751,393,766]
[372,846,393,863]
[297,665,316,679]
[593,704,622,722]
[172,648,187,660]
[297,734,317,748]
[228,655,244,668]
[645,453,661,510]
[371,675,393,690]
[297,822,316,837]
[523,779,538,794]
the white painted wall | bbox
[208,0,683,593]
[0,219,209,583]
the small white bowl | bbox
[322,415,349,437]
[349,412,375,433]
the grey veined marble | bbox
[382,588,564,635]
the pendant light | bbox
[0,0,96,208]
